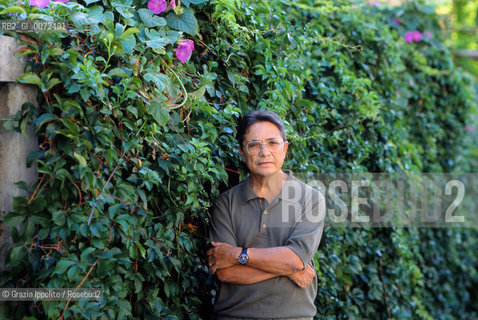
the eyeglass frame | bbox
[242,138,286,155]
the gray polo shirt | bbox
[209,171,325,319]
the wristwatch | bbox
[237,248,249,265]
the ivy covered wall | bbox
[0,0,477,319]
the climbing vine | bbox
[0,0,477,319]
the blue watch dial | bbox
[238,248,249,265]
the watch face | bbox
[238,254,249,265]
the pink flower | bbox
[30,0,49,8]
[404,31,422,43]
[176,40,194,63]
[168,0,176,9]
[412,31,422,42]
[466,125,474,132]
[404,31,414,43]
[424,31,431,38]
[148,0,167,14]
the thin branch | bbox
[58,259,99,320]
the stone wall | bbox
[0,35,38,269]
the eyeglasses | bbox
[244,138,285,155]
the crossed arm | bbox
[207,242,316,288]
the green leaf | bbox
[121,34,136,55]
[136,242,146,258]
[138,9,167,27]
[226,69,236,86]
[45,78,62,92]
[189,85,206,99]
[26,150,44,167]
[0,6,26,14]
[108,203,123,218]
[70,11,97,26]
[33,113,58,129]
[81,247,96,261]
[59,118,79,136]
[148,99,170,126]
[104,148,118,164]
[144,29,170,49]
[2,212,25,228]
[86,6,114,23]
[17,72,43,88]
[117,300,132,318]
[9,247,27,266]
[31,215,49,227]
[113,0,133,19]
[120,27,140,39]
[2,120,16,131]
[144,73,170,91]
[46,47,63,57]
[55,259,77,275]
[108,68,128,78]
[67,265,80,281]
[73,152,87,167]
[165,8,198,36]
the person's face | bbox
[239,121,288,178]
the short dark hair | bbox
[236,110,287,148]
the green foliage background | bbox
[0,0,477,319]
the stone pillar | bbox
[0,35,38,269]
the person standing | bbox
[208,110,325,319]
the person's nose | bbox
[258,142,272,155]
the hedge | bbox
[0,0,477,319]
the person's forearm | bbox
[216,265,278,284]
[287,264,316,288]
[247,246,304,275]
[208,242,304,275]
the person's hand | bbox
[207,242,241,273]
[287,264,315,288]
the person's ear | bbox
[283,141,289,154]
[238,146,246,162]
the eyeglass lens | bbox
[246,139,283,154]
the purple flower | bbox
[168,0,176,9]
[18,0,25,4]
[148,0,167,14]
[424,31,431,38]
[466,125,474,132]
[30,0,49,8]
[369,1,380,6]
[176,40,194,63]
[393,19,400,25]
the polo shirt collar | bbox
[239,170,296,205]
